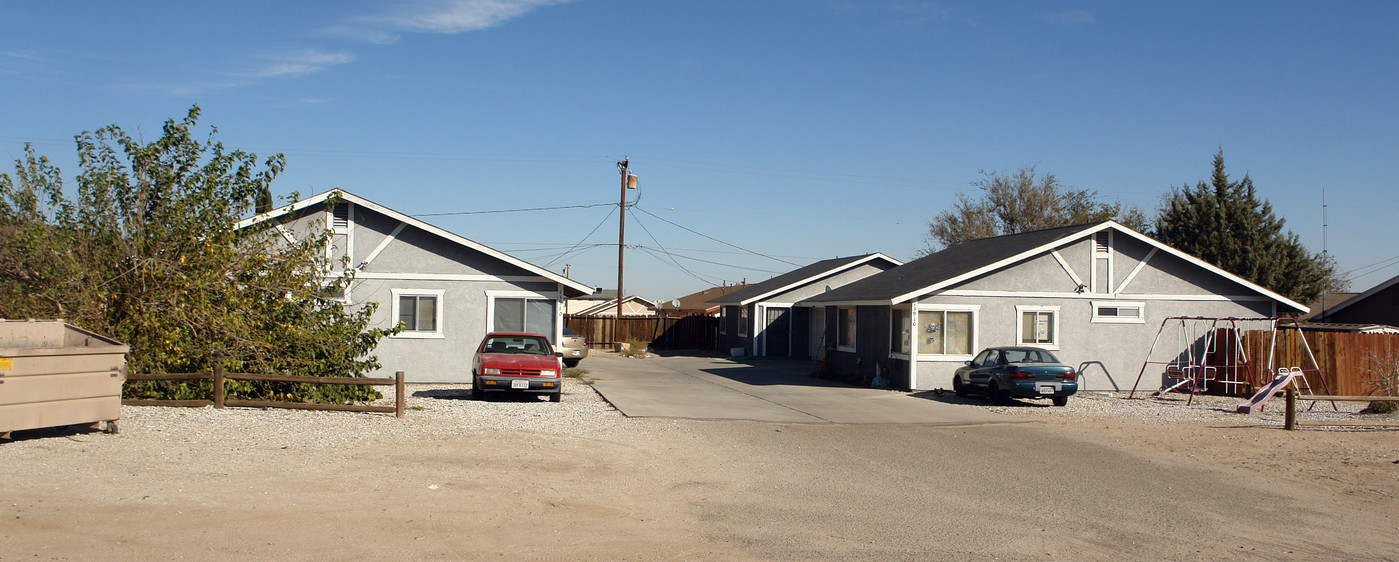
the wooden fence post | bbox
[213,363,225,409]
[395,371,405,418]
[1284,387,1296,430]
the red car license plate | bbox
[511,380,529,389]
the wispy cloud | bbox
[245,49,356,79]
[888,1,977,27]
[329,0,571,43]
[1,50,45,61]
[1041,10,1095,25]
[118,1,565,97]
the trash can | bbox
[0,320,129,439]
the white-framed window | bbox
[890,306,910,355]
[391,288,445,339]
[1092,301,1145,324]
[488,291,557,338]
[718,307,727,335]
[1016,305,1060,349]
[915,305,978,358]
[738,306,749,337]
[837,306,857,351]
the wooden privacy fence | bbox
[566,314,719,350]
[1241,329,1398,397]
[124,365,406,417]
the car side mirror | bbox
[555,351,563,358]
[963,361,971,366]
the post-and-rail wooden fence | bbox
[1283,388,1399,430]
[124,365,406,418]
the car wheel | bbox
[563,359,579,368]
[987,382,1006,402]
[549,391,562,403]
[1051,395,1068,407]
[471,377,484,400]
[953,375,967,397]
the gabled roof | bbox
[706,253,902,307]
[235,189,593,297]
[573,295,659,316]
[801,221,1308,313]
[658,284,749,312]
[573,289,619,302]
[1317,273,1399,318]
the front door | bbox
[764,307,790,357]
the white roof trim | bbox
[890,221,1308,313]
[574,295,659,315]
[1321,273,1399,317]
[236,189,593,295]
[739,252,903,306]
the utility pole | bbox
[615,158,636,349]
[1321,190,1328,320]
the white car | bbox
[559,327,589,367]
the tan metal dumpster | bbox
[0,320,129,439]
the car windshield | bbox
[482,335,551,355]
[563,327,576,336]
[1001,349,1060,364]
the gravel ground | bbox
[65,377,674,453]
[966,389,1398,428]
[5,374,1397,560]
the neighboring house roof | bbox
[1315,273,1399,319]
[706,253,903,307]
[1300,292,1360,321]
[573,289,619,302]
[657,284,750,313]
[1298,322,1399,334]
[573,295,659,316]
[235,189,593,298]
[801,221,1308,313]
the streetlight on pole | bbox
[615,158,636,350]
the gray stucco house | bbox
[708,253,902,358]
[237,190,593,382]
[798,222,1308,391]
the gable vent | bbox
[332,203,350,229]
[1094,231,1110,254]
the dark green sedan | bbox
[953,346,1078,406]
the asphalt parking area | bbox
[583,352,1020,425]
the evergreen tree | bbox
[1154,149,1342,306]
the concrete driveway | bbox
[583,352,1019,425]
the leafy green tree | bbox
[1154,149,1342,306]
[920,165,1149,254]
[0,106,395,403]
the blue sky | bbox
[3,1,1397,302]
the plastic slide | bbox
[1236,368,1301,414]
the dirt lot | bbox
[2,382,1397,560]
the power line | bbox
[543,204,618,267]
[629,210,720,285]
[635,247,719,286]
[413,202,614,217]
[632,205,803,267]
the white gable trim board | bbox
[738,253,902,306]
[235,190,592,383]
[239,189,592,296]
[891,222,1306,314]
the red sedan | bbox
[471,332,564,402]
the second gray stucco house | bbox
[237,190,593,382]
[798,222,1308,391]
[707,253,902,358]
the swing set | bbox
[1128,316,1335,412]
